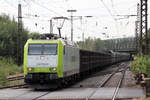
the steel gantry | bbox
[135,4,140,54]
[139,0,149,55]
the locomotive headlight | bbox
[28,67,34,71]
[53,67,56,71]
[51,67,57,71]
[28,67,32,71]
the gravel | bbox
[122,69,141,88]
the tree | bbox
[93,38,105,51]
[0,14,29,64]
[29,32,40,39]
[77,37,105,52]
[148,28,150,49]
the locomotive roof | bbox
[27,38,78,47]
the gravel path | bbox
[122,68,141,88]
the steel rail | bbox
[8,77,24,81]
[85,63,126,100]
[0,74,26,89]
[112,67,128,100]
[0,83,27,89]
[32,92,51,100]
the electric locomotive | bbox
[24,37,80,89]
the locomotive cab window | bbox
[28,44,42,55]
[28,44,57,55]
[43,44,57,55]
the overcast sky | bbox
[0,0,150,41]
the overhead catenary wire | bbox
[0,0,141,41]
[30,0,63,16]
[19,0,62,33]
[99,0,116,21]
[98,0,119,35]
[112,0,139,7]
[32,0,68,15]
[98,0,136,38]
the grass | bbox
[0,57,23,86]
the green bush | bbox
[0,71,8,86]
[131,55,150,77]
[0,57,23,86]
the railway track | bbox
[111,66,127,100]
[83,62,129,100]
[101,63,128,87]
[0,62,145,100]
[31,62,129,100]
[0,73,28,89]
[71,62,128,88]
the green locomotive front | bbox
[24,39,80,89]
